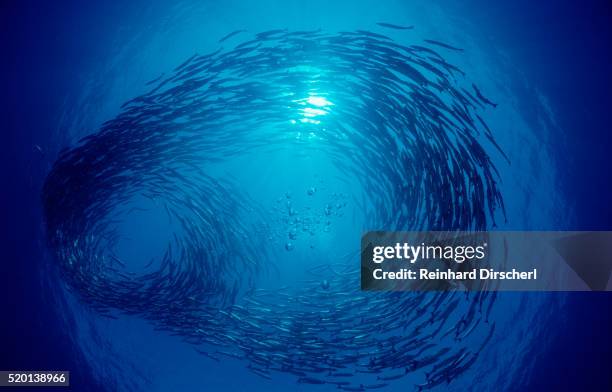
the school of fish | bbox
[42,27,506,390]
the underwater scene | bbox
[2,0,611,391]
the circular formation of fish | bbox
[43,29,506,391]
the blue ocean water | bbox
[1,1,611,391]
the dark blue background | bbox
[1,1,611,390]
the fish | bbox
[219,29,247,43]
[472,83,498,108]
[298,377,326,384]
[424,39,464,52]
[376,22,414,30]
[340,387,365,392]
[145,73,166,86]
